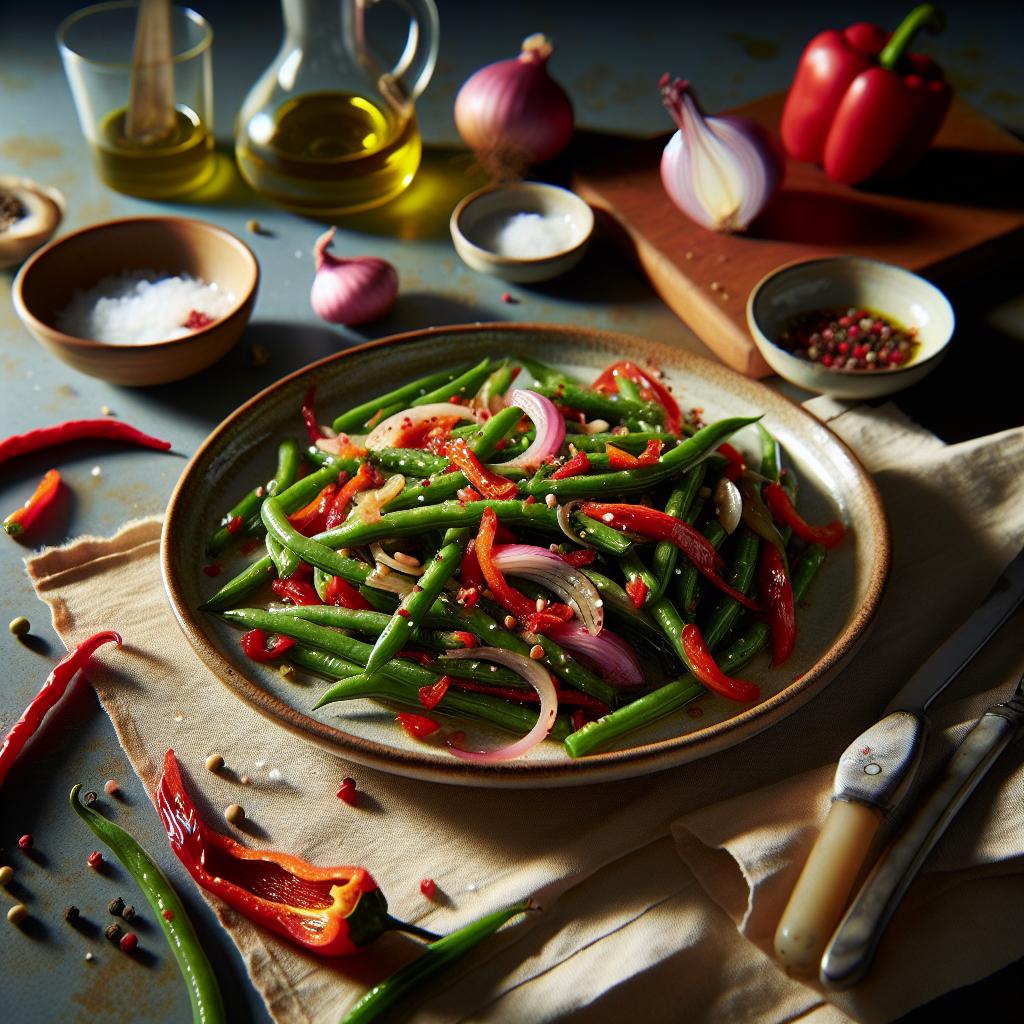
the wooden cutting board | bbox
[572,93,1024,377]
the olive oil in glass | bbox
[95,105,214,199]
[236,91,421,214]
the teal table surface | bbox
[1,2,1022,1021]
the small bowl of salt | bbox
[13,216,258,386]
[450,182,594,283]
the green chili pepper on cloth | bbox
[157,750,438,956]
[70,784,226,1024]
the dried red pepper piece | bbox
[301,386,326,444]
[591,361,682,435]
[716,442,746,482]
[396,713,440,739]
[561,548,597,568]
[324,576,374,610]
[324,463,382,530]
[447,439,518,500]
[418,675,452,710]
[157,750,429,956]
[680,624,760,703]
[550,450,591,480]
[0,420,171,466]
[0,631,121,789]
[605,440,663,471]
[3,468,62,537]
[762,483,845,549]
[758,545,796,666]
[288,482,340,535]
[270,578,323,607]
[240,629,296,662]
[625,577,649,609]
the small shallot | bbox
[310,228,398,326]
[715,477,742,535]
[659,76,782,233]
[455,34,574,176]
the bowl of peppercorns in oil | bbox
[746,256,955,399]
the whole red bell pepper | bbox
[781,4,951,185]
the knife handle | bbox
[774,798,884,975]
[820,708,1022,990]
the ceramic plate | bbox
[162,324,889,787]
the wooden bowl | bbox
[12,216,259,386]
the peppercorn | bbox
[119,932,138,953]
[0,865,12,886]
[107,896,125,917]
[205,753,224,773]
[105,922,122,942]
[103,779,121,797]
[7,903,27,925]
[17,834,32,851]
[122,905,136,922]
[336,777,358,806]
[64,905,80,923]
[419,878,437,899]
[84,790,99,805]
[9,616,30,637]
[87,850,103,869]
[224,804,245,826]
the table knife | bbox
[820,668,1024,989]
[773,549,1024,974]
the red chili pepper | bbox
[460,539,483,590]
[0,631,121,789]
[475,508,540,623]
[591,361,682,435]
[523,607,574,634]
[451,631,479,649]
[240,629,296,662]
[288,482,340,535]
[450,678,611,716]
[716,443,746,482]
[325,463,381,530]
[396,713,440,739]
[447,439,518,500]
[781,5,951,184]
[271,579,322,606]
[395,415,461,451]
[758,545,796,666]
[226,515,245,535]
[0,420,172,466]
[3,468,61,537]
[395,650,435,667]
[157,750,389,957]
[301,386,325,444]
[550,450,591,480]
[456,586,481,608]
[322,576,371,609]
[762,483,845,548]
[579,503,761,611]
[561,548,597,568]
[605,440,664,471]
[183,309,214,330]
[680,624,760,703]
[418,675,452,710]
[625,577,648,609]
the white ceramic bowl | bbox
[450,181,594,283]
[747,257,955,399]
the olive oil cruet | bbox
[235,0,439,214]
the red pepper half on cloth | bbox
[157,750,438,956]
[781,4,951,184]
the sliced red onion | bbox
[491,543,603,635]
[501,388,565,468]
[545,622,644,690]
[441,647,558,762]
[365,403,478,450]
[555,498,595,549]
[715,476,742,535]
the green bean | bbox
[339,900,532,1024]
[462,405,524,461]
[522,416,761,499]
[207,439,301,555]
[265,532,300,579]
[412,357,491,406]
[581,568,661,638]
[384,466,528,511]
[482,359,518,400]
[615,375,643,403]
[703,528,761,649]
[70,786,225,1024]
[369,448,448,477]
[331,367,468,433]
[516,356,569,386]
[758,423,781,482]
[240,460,352,539]
[273,606,473,651]
[564,544,827,757]
[533,382,664,426]
[262,496,371,581]
[674,519,726,621]
[363,530,468,678]
[621,549,660,606]
[569,431,676,454]
[651,463,706,600]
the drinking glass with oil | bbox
[58,2,215,199]
[234,0,439,215]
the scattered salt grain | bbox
[90,465,102,477]
[268,768,283,782]
[56,270,235,345]
[480,211,576,259]
[254,760,267,771]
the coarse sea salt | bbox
[56,269,235,345]
[479,211,577,259]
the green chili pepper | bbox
[331,367,469,434]
[340,899,532,1024]
[207,439,301,555]
[70,785,225,1024]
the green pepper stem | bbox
[383,914,442,942]
[878,4,945,71]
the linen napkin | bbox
[25,404,1024,1024]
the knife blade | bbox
[821,668,1024,989]
[773,549,1024,974]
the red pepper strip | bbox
[451,631,479,649]
[240,629,296,662]
[551,450,591,480]
[288,483,340,535]
[475,507,543,623]
[680,624,760,703]
[460,539,483,590]
[3,468,61,536]
[591,360,682,435]
[157,750,384,956]
[301,386,325,444]
[271,578,323,606]
[324,463,380,530]
[762,483,845,549]
[758,545,796,666]
[400,416,461,452]
[0,631,121,789]
[324,576,374,610]
[418,675,452,710]
[447,439,518,500]
[456,586,481,609]
[395,650,435,667]
[625,577,648,609]
[606,440,664,471]
[523,608,574,634]
[396,713,440,739]
[580,503,761,611]
[451,678,611,716]
[0,420,172,466]
[561,548,597,568]
[717,443,745,482]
